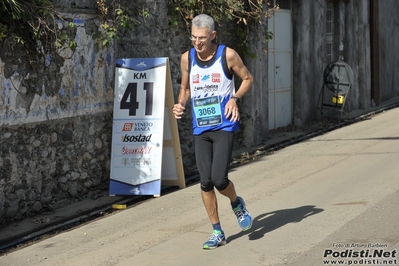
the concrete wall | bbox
[379,1,399,101]
[240,16,270,147]
[343,0,371,110]
[292,0,399,126]
[330,0,399,108]
[292,0,327,126]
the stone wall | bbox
[0,113,112,222]
[0,3,115,223]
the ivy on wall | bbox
[0,0,148,53]
[168,0,279,57]
[94,0,149,47]
[0,0,277,56]
[0,0,57,51]
[169,0,278,26]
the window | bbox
[277,0,291,10]
[269,0,291,10]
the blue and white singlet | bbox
[189,44,239,135]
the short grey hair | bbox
[192,14,215,32]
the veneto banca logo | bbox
[122,123,133,131]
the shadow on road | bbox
[226,205,324,243]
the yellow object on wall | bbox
[332,95,344,104]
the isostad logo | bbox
[121,134,152,142]
[122,123,134,131]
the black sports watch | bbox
[231,96,240,103]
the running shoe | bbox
[233,196,253,231]
[202,230,226,250]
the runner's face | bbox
[190,27,215,53]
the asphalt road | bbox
[1,108,399,266]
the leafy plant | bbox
[169,0,279,55]
[0,0,57,49]
[0,0,277,55]
[0,0,23,19]
[0,0,147,52]
[95,0,145,47]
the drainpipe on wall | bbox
[370,0,380,106]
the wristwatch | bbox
[231,96,240,103]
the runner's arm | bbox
[173,51,191,119]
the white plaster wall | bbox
[0,13,114,126]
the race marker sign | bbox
[110,58,185,196]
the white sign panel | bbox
[110,58,167,196]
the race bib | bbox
[193,96,222,127]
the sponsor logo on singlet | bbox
[212,73,221,83]
[192,74,200,84]
[193,84,219,93]
[201,74,210,81]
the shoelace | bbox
[208,232,222,241]
[234,209,245,222]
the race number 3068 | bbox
[193,96,222,127]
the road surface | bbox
[1,108,398,266]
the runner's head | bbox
[190,14,217,54]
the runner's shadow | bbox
[226,205,324,243]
